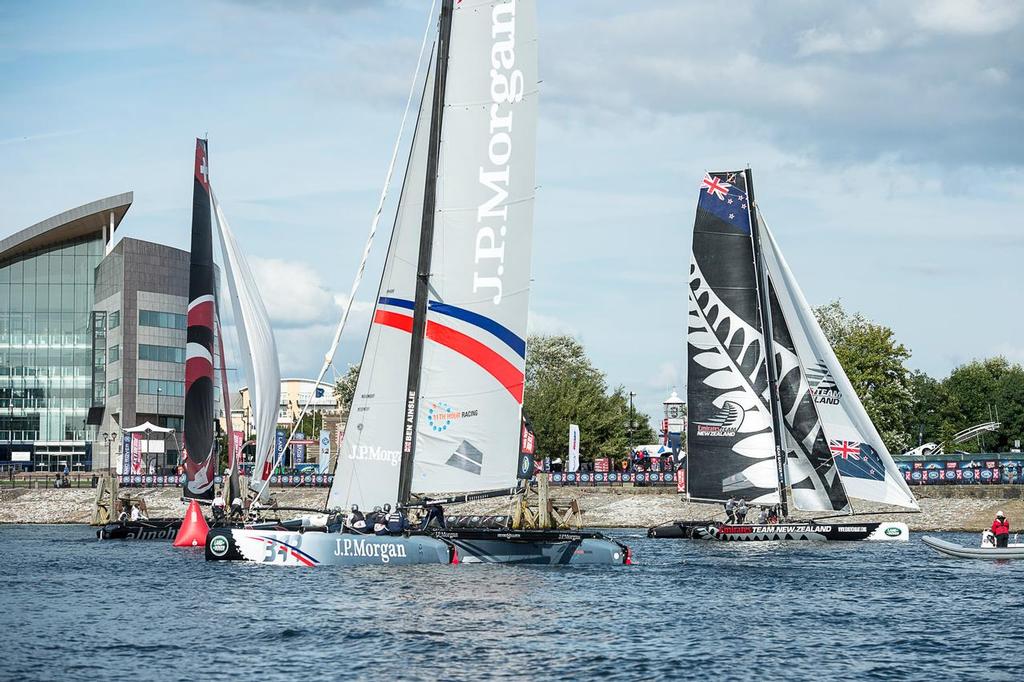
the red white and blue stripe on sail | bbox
[374,296,526,403]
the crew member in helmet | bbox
[347,504,366,533]
[992,511,1010,548]
[374,504,391,535]
[385,505,407,535]
[364,505,383,532]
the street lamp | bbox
[101,431,119,471]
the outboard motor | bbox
[981,530,996,548]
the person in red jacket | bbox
[991,511,1010,548]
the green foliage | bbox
[937,358,1024,452]
[814,300,914,452]
[334,363,360,416]
[817,302,1024,453]
[524,335,655,462]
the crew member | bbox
[212,491,226,521]
[385,505,406,535]
[364,505,383,531]
[230,496,244,520]
[725,497,737,523]
[347,504,366,533]
[420,502,446,530]
[374,504,391,535]
[992,511,1010,548]
[736,498,748,523]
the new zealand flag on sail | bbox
[697,173,750,234]
[829,440,885,481]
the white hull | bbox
[922,536,1024,560]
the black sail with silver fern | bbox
[687,172,777,503]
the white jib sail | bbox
[211,191,281,498]
[410,0,538,496]
[325,48,439,512]
[760,217,919,510]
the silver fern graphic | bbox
[689,261,848,511]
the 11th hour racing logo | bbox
[427,402,479,433]
[473,0,524,306]
[807,361,842,405]
[694,400,744,437]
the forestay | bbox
[325,47,439,512]
[211,191,281,499]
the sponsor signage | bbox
[319,429,331,474]
[294,432,306,465]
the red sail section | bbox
[182,138,217,500]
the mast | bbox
[745,168,789,518]
[397,0,454,506]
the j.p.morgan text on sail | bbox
[474,2,524,305]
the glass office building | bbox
[0,194,132,471]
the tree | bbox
[942,357,1024,452]
[334,363,360,417]
[524,335,654,463]
[814,300,914,453]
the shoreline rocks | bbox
[2,485,1022,531]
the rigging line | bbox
[251,0,438,502]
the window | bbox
[108,311,120,329]
[138,378,184,397]
[108,345,120,364]
[107,379,119,397]
[139,309,186,330]
[138,344,184,364]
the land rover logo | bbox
[885,527,902,537]
[209,535,229,556]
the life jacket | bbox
[992,518,1010,536]
[386,512,404,533]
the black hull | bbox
[648,520,907,542]
[429,528,630,565]
[97,518,295,541]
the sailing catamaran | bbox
[649,169,918,542]
[206,0,629,566]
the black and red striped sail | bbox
[182,139,217,500]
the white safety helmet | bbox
[996,510,1005,518]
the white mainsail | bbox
[411,0,538,496]
[760,215,919,510]
[325,48,438,512]
[211,191,281,498]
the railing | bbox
[901,458,1023,485]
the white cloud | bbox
[913,0,1022,35]
[249,257,341,327]
[796,27,888,56]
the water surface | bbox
[1,525,1020,681]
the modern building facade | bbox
[1,193,223,472]
[1,194,132,471]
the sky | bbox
[1,0,1022,427]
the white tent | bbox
[124,421,175,434]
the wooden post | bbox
[538,472,550,529]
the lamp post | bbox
[101,431,119,471]
[628,391,637,450]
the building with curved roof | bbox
[1,194,133,471]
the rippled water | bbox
[1,525,1021,681]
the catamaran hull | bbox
[648,521,909,542]
[436,529,629,565]
[97,518,298,541]
[205,528,452,566]
[97,519,181,540]
[922,536,1024,560]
